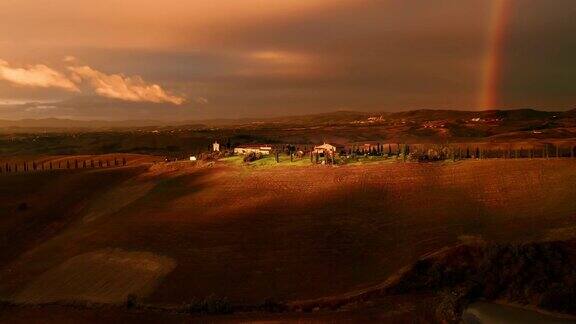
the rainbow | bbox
[478,0,512,110]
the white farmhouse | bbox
[313,143,341,155]
[234,145,273,155]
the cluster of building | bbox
[212,141,343,156]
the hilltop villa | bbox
[313,143,343,155]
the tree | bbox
[126,294,138,309]
[404,144,410,162]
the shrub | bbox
[125,293,138,309]
[185,295,233,315]
[243,152,263,163]
[539,286,576,312]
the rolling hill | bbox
[0,159,575,310]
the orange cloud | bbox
[0,59,79,92]
[69,65,185,105]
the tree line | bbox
[0,157,127,174]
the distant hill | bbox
[0,108,572,131]
[0,118,206,131]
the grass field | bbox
[0,158,575,311]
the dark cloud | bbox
[1,0,575,120]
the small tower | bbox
[213,141,220,152]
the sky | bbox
[0,0,575,120]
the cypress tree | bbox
[403,144,409,162]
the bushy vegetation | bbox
[125,293,138,309]
[388,240,576,322]
[243,152,264,163]
[184,295,233,315]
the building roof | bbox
[314,143,344,150]
[235,145,273,150]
